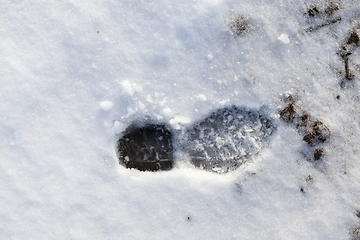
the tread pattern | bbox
[182,106,276,173]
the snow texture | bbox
[1,0,360,239]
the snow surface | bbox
[1,0,360,239]
[278,33,290,44]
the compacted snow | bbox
[1,0,360,239]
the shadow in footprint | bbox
[117,124,174,171]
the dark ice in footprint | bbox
[182,106,276,173]
[117,124,173,171]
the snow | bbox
[100,101,114,111]
[1,0,360,239]
[278,33,290,44]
